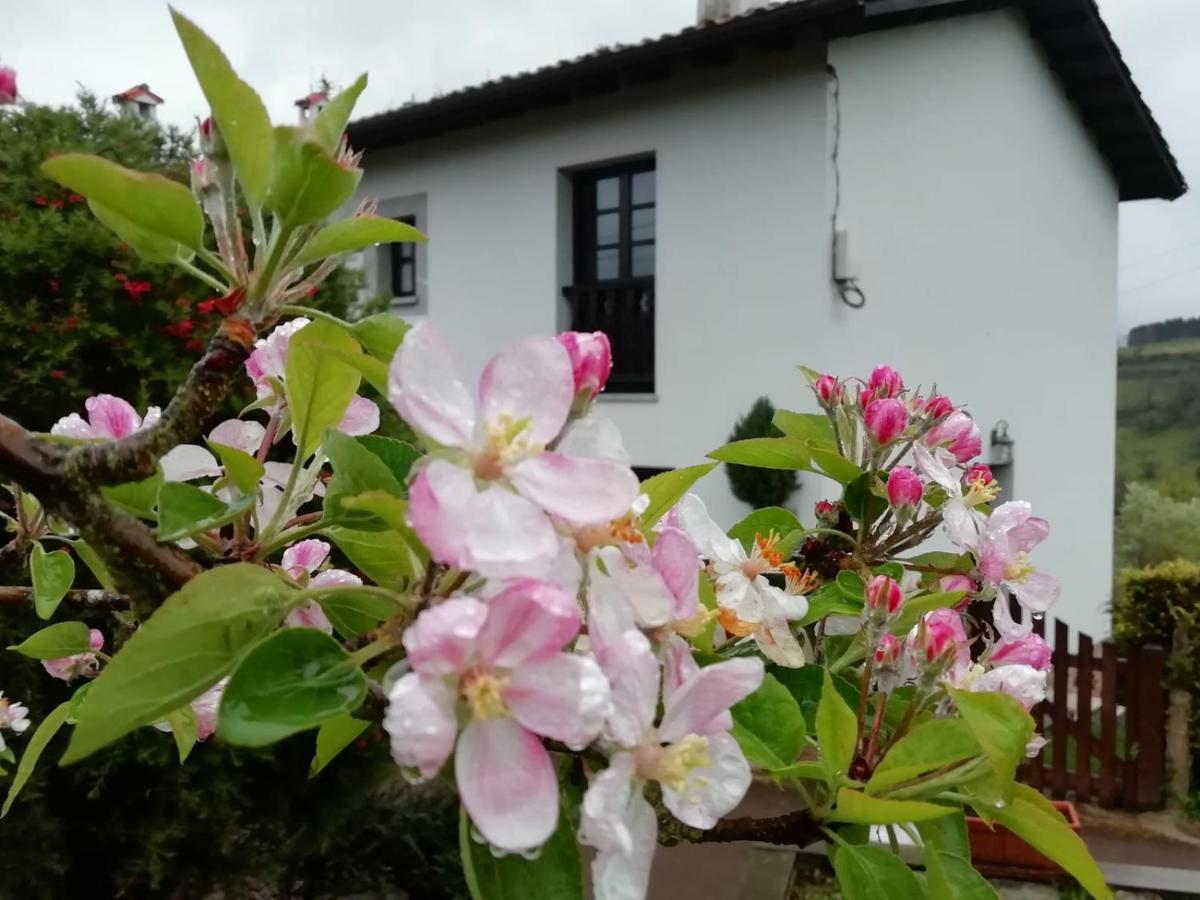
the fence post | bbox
[1051,619,1070,796]
[1074,632,1094,803]
[1135,645,1168,810]
[1098,642,1118,808]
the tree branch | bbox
[0,586,130,611]
[659,806,822,848]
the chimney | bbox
[112,84,164,121]
[696,0,758,24]
[295,76,333,124]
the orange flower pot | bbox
[967,800,1080,872]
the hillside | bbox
[1117,336,1200,499]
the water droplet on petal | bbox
[994,800,1008,809]
[1031,612,1045,621]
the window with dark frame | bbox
[390,214,418,299]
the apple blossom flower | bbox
[977,502,1060,615]
[557,330,612,403]
[587,525,702,637]
[864,365,904,403]
[914,445,990,550]
[873,633,905,692]
[815,499,840,525]
[674,494,807,667]
[886,466,923,510]
[910,608,970,675]
[579,627,762,900]
[814,374,842,406]
[51,394,161,440]
[0,690,31,752]
[193,678,227,740]
[924,411,982,464]
[0,67,16,105]
[864,398,907,446]
[920,394,953,420]
[385,581,610,853]
[866,575,903,618]
[389,322,639,579]
[969,664,1047,710]
[42,629,105,682]
[279,539,361,632]
[990,632,1052,670]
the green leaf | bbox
[339,491,412,533]
[638,463,717,529]
[30,543,75,620]
[797,365,822,383]
[351,314,412,363]
[1,702,69,817]
[156,481,252,542]
[769,760,827,783]
[947,688,1034,789]
[708,437,811,470]
[356,435,421,486]
[72,540,117,593]
[61,565,293,764]
[268,126,361,227]
[90,199,193,263]
[727,507,802,555]
[844,473,887,526]
[919,815,999,900]
[810,447,864,484]
[218,629,366,747]
[166,705,198,763]
[772,410,835,448]
[866,719,981,795]
[101,469,163,519]
[41,153,203,250]
[981,784,1112,900]
[316,585,404,638]
[829,788,954,824]
[830,843,924,900]
[171,8,274,207]
[291,216,426,271]
[8,621,91,659]
[207,440,265,495]
[324,430,405,525]
[286,319,364,458]
[889,591,968,636]
[310,712,369,777]
[836,570,866,602]
[323,525,422,588]
[772,665,859,732]
[312,73,367,152]
[731,673,806,769]
[460,805,583,900]
[816,669,858,783]
[797,582,863,626]
[905,551,974,573]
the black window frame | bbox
[389,214,418,299]
[572,158,656,284]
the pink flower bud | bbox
[815,374,842,406]
[990,633,1051,671]
[190,158,213,194]
[886,466,923,510]
[864,398,907,445]
[920,608,969,667]
[865,365,904,402]
[924,412,981,463]
[0,67,16,105]
[556,331,612,401]
[939,574,976,608]
[874,632,902,667]
[814,499,840,524]
[922,394,953,419]
[198,116,228,160]
[867,575,903,616]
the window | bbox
[573,159,656,283]
[563,158,656,394]
[389,214,418,300]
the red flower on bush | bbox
[61,316,79,331]
[49,369,65,380]
[114,273,153,301]
[34,195,47,207]
[185,338,206,353]
[67,193,84,204]
[162,319,196,340]
[48,278,59,293]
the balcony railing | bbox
[562,277,654,394]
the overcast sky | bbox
[3,0,1196,334]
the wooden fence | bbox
[1018,615,1168,810]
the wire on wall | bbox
[827,63,866,310]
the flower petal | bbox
[505,652,611,749]
[387,321,475,447]
[580,754,658,900]
[456,717,559,853]
[556,413,630,464]
[310,568,363,589]
[282,538,332,578]
[209,418,267,455]
[85,394,142,439]
[659,657,763,743]
[596,546,675,630]
[1013,571,1060,612]
[403,595,488,676]
[913,444,959,494]
[477,336,573,445]
[661,731,752,829]
[408,459,480,572]
[475,579,580,669]
[50,413,93,438]
[464,484,561,579]
[652,527,700,622]
[509,452,639,526]
[338,395,380,436]
[384,672,458,779]
[285,600,333,633]
[674,493,745,565]
[159,444,222,482]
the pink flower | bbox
[921,394,953,420]
[965,463,995,489]
[864,365,904,402]
[991,633,1051,670]
[0,691,31,753]
[815,374,842,406]
[390,323,639,579]
[557,331,612,401]
[864,398,907,446]
[42,629,105,682]
[0,67,16,105]
[939,574,976,608]
[579,623,762,900]
[913,608,969,671]
[588,526,700,635]
[814,499,840,524]
[924,411,982,464]
[867,575,903,617]
[977,502,1059,615]
[51,394,161,440]
[339,395,380,437]
[385,581,610,853]
[970,665,1047,711]
[874,632,902,667]
[193,678,227,740]
[279,539,361,633]
[886,466,922,510]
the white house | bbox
[345,0,1184,637]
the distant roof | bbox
[347,0,1185,202]
[296,91,329,109]
[112,83,163,104]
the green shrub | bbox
[1113,482,1200,570]
[726,397,799,509]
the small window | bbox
[389,215,418,300]
[573,159,656,284]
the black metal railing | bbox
[562,277,654,394]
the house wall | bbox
[829,9,1120,636]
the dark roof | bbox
[112,83,164,104]
[347,0,1184,201]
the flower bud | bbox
[557,330,612,404]
[874,632,903,667]
[865,365,904,402]
[939,574,976,608]
[918,608,969,668]
[0,66,16,105]
[190,158,214,195]
[814,499,840,525]
[198,116,229,160]
[867,575,903,616]
[815,374,842,406]
[921,394,953,420]
[990,633,1051,671]
[886,466,923,510]
[924,411,981,463]
[864,398,907,446]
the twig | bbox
[661,808,822,847]
[0,586,130,610]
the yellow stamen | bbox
[653,734,712,794]
[753,531,785,568]
[474,414,541,480]
[462,671,510,720]
[964,476,1001,508]
[1004,552,1036,584]
[718,607,758,638]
